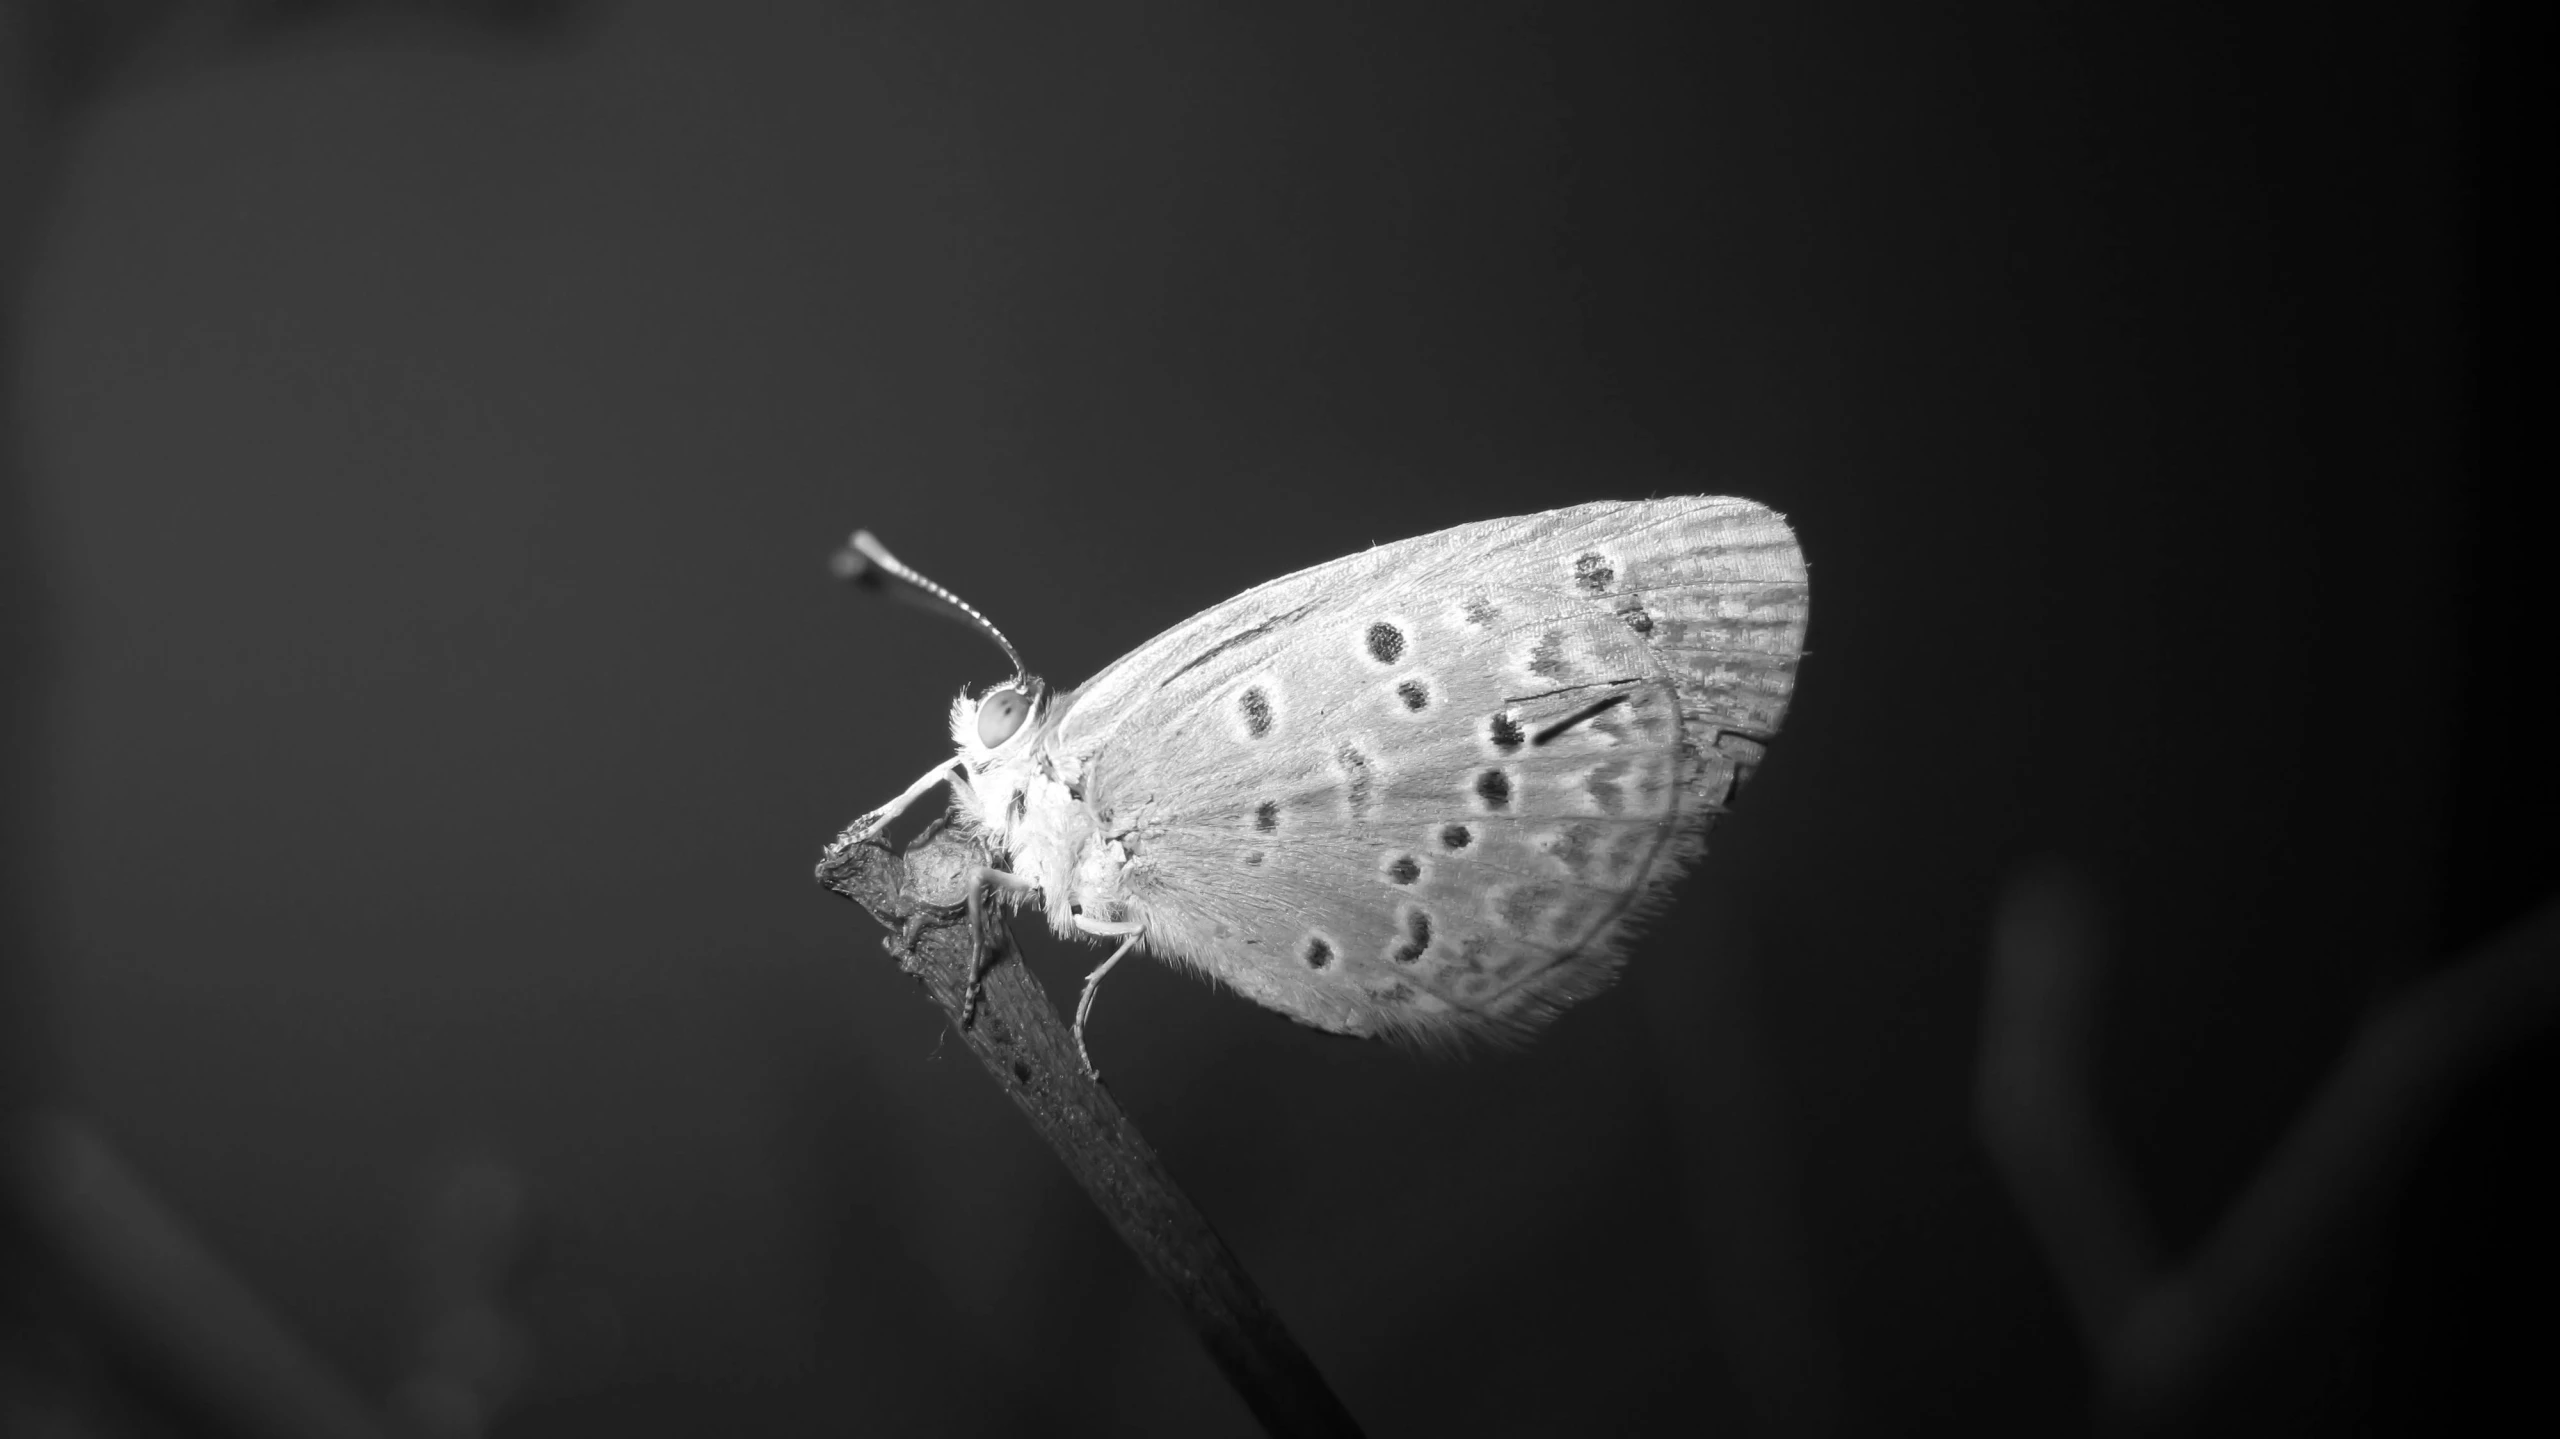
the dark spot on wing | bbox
[1244,850,1265,867]
[1619,603,1654,636]
[1396,678,1430,712]
[1339,743,1374,816]
[1574,551,1615,594]
[1476,768,1512,809]
[1441,823,1473,851]
[1392,909,1432,964]
[1488,712,1524,753]
[1500,884,1553,934]
[1551,894,1601,943]
[1387,855,1420,885]
[1607,826,1652,879]
[1587,759,1628,814]
[1303,935,1334,970]
[1365,621,1405,665]
[1240,686,1273,738]
[1527,630,1569,680]
[1463,596,1498,627]
[1255,800,1280,833]
[1551,822,1599,875]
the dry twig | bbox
[816,817,1364,1439]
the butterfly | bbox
[826,497,1808,1073]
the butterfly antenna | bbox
[831,530,1030,684]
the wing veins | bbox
[1502,677,1645,705]
[1157,601,1322,688]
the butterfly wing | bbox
[1047,497,1807,1042]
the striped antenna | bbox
[830,530,1030,684]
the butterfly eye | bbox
[975,686,1030,746]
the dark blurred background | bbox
[4,1,2535,1435]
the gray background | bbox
[9,1,2527,1434]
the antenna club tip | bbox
[832,529,898,582]
[827,528,1029,678]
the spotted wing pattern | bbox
[1048,497,1807,1042]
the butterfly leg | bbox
[1070,915,1146,1080]
[962,866,1039,1027]
[834,761,963,849]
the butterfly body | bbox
[890,496,1808,1050]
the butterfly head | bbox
[945,675,1068,859]
[836,528,1047,756]
[948,675,1051,764]
[975,683,1033,747]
